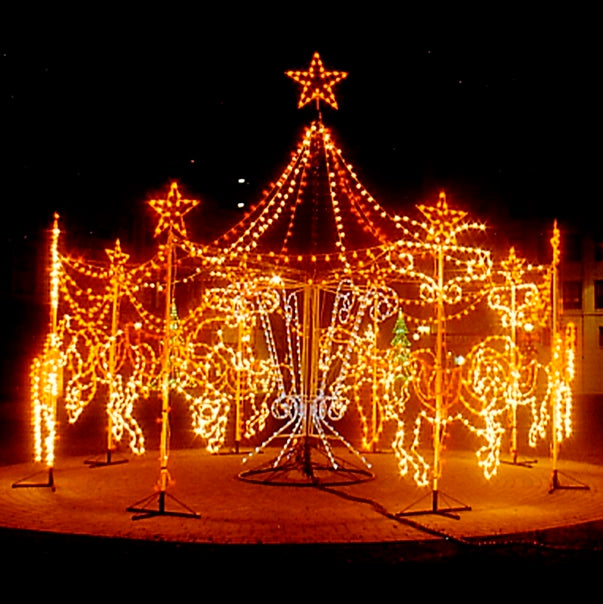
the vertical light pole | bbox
[432,241,445,512]
[45,213,62,489]
[234,318,244,454]
[15,213,61,490]
[127,181,200,518]
[87,239,130,467]
[370,308,379,452]
[46,214,61,488]
[487,247,545,468]
[396,192,485,517]
[551,223,560,480]
[549,220,568,490]
[300,282,320,476]
[107,264,119,461]
[509,272,521,463]
[548,222,586,492]
[157,226,175,511]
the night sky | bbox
[1,7,597,246]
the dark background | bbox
[1,6,597,245]
[0,5,597,418]
[1,10,603,573]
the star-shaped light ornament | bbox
[148,182,200,238]
[286,52,348,110]
[500,247,526,283]
[418,192,468,245]
[105,238,130,267]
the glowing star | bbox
[417,192,468,245]
[286,52,348,110]
[105,239,130,266]
[148,181,199,238]
[499,247,525,283]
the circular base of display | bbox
[239,437,375,486]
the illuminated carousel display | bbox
[19,53,582,518]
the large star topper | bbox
[286,52,348,110]
[148,182,199,238]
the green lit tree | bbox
[390,310,411,381]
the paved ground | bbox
[2,394,603,594]
[2,443,603,572]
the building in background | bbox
[558,225,603,396]
[498,215,603,397]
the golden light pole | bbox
[487,247,548,467]
[127,182,200,518]
[550,222,561,479]
[432,236,446,509]
[367,306,383,452]
[547,221,586,492]
[393,192,492,516]
[233,317,246,453]
[84,239,131,467]
[14,214,63,490]
[44,213,62,489]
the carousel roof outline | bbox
[200,52,415,280]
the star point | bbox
[285,52,348,110]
